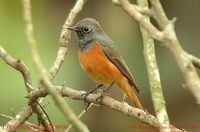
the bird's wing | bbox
[98,39,141,94]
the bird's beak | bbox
[67,26,78,32]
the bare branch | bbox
[149,0,169,28]
[27,86,184,132]
[189,54,200,69]
[113,0,164,42]
[0,44,32,92]
[65,104,94,132]
[0,45,52,132]
[49,0,87,80]
[113,0,154,17]
[148,0,200,105]
[1,106,33,131]
[0,113,43,131]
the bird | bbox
[67,18,143,109]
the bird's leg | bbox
[102,81,115,92]
[81,84,104,104]
[96,82,115,108]
[122,93,127,102]
[82,84,104,111]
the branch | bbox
[0,0,87,131]
[1,106,33,131]
[113,0,153,17]
[0,45,52,132]
[49,0,87,80]
[27,86,184,132]
[65,104,94,132]
[136,1,170,132]
[22,0,89,132]
[148,0,200,105]
[148,0,169,28]
[190,54,200,69]
[0,44,32,92]
[113,0,164,42]
[0,113,43,131]
[114,0,200,106]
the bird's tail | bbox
[117,77,143,110]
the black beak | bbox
[67,26,78,32]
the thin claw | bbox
[81,84,104,105]
[96,89,106,109]
[122,93,127,102]
[84,102,91,111]
[102,82,115,92]
[96,95,104,109]
[94,82,115,109]
[81,92,90,104]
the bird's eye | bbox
[82,27,90,34]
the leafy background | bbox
[0,0,199,131]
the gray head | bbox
[67,18,105,49]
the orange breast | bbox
[78,41,123,84]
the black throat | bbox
[78,39,94,52]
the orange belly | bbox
[78,42,123,84]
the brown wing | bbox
[100,41,141,94]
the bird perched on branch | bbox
[68,18,143,110]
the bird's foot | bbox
[96,90,105,109]
[81,91,91,104]
[84,102,91,111]
[95,82,115,109]
[96,89,111,109]
[81,84,104,105]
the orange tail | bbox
[117,77,143,110]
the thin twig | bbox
[65,104,94,132]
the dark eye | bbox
[82,27,90,34]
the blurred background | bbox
[0,0,200,131]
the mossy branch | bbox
[137,0,170,132]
